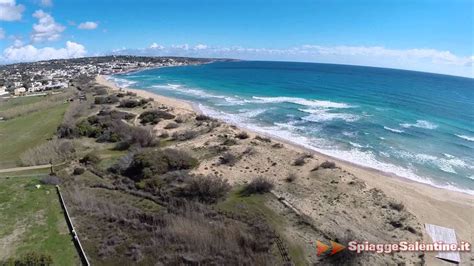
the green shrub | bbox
[124,149,198,181]
[119,99,141,108]
[5,252,53,266]
[139,110,175,125]
[241,177,274,195]
[73,167,85,175]
[80,153,100,165]
[177,175,230,203]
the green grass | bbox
[0,103,69,168]
[217,189,306,265]
[0,176,79,265]
[0,96,47,112]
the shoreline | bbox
[96,75,473,255]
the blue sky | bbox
[0,0,473,77]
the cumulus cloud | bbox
[0,28,5,39]
[0,0,25,21]
[110,43,474,77]
[78,21,98,30]
[2,41,86,62]
[31,10,65,42]
[194,44,208,50]
[149,43,164,49]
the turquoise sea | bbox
[110,61,474,194]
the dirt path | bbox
[0,164,51,173]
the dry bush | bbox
[177,175,231,203]
[313,161,337,171]
[151,203,276,265]
[118,99,145,108]
[242,147,257,156]
[271,143,284,149]
[164,122,179,129]
[235,131,249,139]
[285,173,297,183]
[67,187,275,264]
[129,126,157,147]
[222,138,238,146]
[171,130,198,141]
[73,167,85,175]
[389,200,405,211]
[94,95,119,105]
[80,152,101,165]
[195,114,213,121]
[293,154,312,166]
[20,139,76,166]
[219,152,238,165]
[254,135,271,143]
[241,177,274,195]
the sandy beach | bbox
[96,74,473,265]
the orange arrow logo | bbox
[330,241,345,255]
[316,240,330,256]
[316,240,346,256]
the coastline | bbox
[96,74,473,263]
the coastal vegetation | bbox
[0,74,427,265]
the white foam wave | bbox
[152,84,247,106]
[455,134,474,142]
[250,96,353,108]
[238,108,268,118]
[107,76,137,88]
[300,108,360,122]
[349,142,364,148]
[400,120,438,130]
[197,104,474,195]
[383,126,404,133]
[396,151,472,174]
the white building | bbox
[0,86,8,96]
[14,87,26,96]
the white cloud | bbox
[0,0,25,21]
[2,41,86,62]
[149,43,164,49]
[31,10,65,42]
[0,28,5,39]
[78,21,98,30]
[194,44,208,50]
[40,0,52,7]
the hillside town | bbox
[0,56,211,96]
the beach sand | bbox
[96,75,473,265]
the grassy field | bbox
[0,96,47,112]
[0,176,79,265]
[0,103,69,168]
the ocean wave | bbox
[237,108,268,118]
[196,104,474,195]
[152,83,246,105]
[107,76,137,88]
[383,126,404,133]
[250,96,353,108]
[300,108,360,122]
[400,120,438,130]
[396,151,471,174]
[455,134,474,142]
